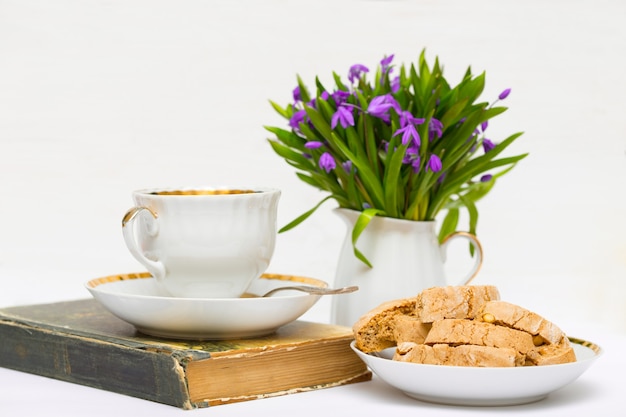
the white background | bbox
[0,0,625,416]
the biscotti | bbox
[424,318,535,354]
[394,342,522,367]
[352,297,417,353]
[416,285,501,322]
[353,285,577,367]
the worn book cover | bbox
[0,299,371,409]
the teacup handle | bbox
[122,207,166,281]
[440,232,483,285]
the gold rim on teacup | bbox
[149,189,259,196]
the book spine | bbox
[0,320,195,409]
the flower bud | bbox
[498,88,511,100]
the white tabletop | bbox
[0,323,620,416]
[1,0,625,415]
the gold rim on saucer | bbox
[86,272,329,298]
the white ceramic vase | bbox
[331,209,484,326]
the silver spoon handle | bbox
[262,285,358,297]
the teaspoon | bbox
[261,285,358,297]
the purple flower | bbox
[480,174,493,182]
[399,143,420,170]
[367,94,400,122]
[429,118,444,141]
[427,154,442,172]
[399,111,425,128]
[391,76,400,93]
[380,54,395,84]
[380,54,394,71]
[411,155,421,173]
[368,95,392,117]
[304,141,324,149]
[498,88,511,100]
[331,105,355,129]
[394,110,424,146]
[307,91,330,109]
[293,86,301,103]
[332,90,351,106]
[482,138,495,153]
[342,160,353,173]
[481,120,489,132]
[348,64,369,83]
[394,123,420,146]
[319,152,336,173]
[387,94,402,114]
[289,110,307,130]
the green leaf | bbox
[460,194,478,235]
[440,132,525,193]
[382,138,407,218]
[439,98,469,130]
[330,132,385,208]
[295,172,322,188]
[362,115,381,178]
[268,140,313,168]
[298,121,325,142]
[315,76,327,95]
[345,125,365,158]
[269,100,290,119]
[296,75,310,103]
[333,72,347,91]
[458,194,479,255]
[458,71,486,103]
[305,107,333,142]
[306,169,345,197]
[264,126,306,149]
[445,179,495,209]
[351,208,386,267]
[316,96,336,124]
[278,196,334,233]
[438,208,459,243]
[343,169,363,210]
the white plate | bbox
[86,272,327,340]
[351,338,602,406]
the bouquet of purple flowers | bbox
[266,50,526,265]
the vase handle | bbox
[440,232,483,285]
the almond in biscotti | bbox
[476,300,569,346]
[526,342,577,365]
[416,285,500,323]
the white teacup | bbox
[121,187,281,298]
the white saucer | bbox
[351,338,602,406]
[85,272,327,340]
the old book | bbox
[0,299,371,409]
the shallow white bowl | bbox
[351,338,602,406]
[86,272,327,340]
